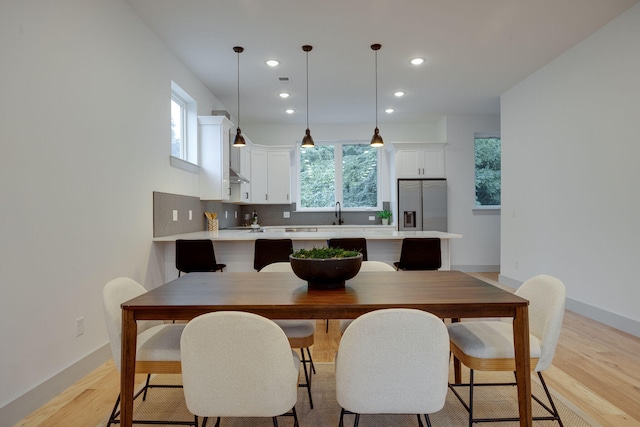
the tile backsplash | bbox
[153,191,390,237]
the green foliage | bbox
[475,137,501,206]
[376,210,392,219]
[291,246,361,259]
[299,143,378,209]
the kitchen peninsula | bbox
[153,227,462,281]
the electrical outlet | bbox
[225,211,228,219]
[235,211,238,218]
[189,210,193,220]
[76,317,84,337]
[369,216,375,221]
[283,211,290,218]
[172,210,178,221]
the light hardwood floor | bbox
[14,273,640,427]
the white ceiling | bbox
[125,0,637,125]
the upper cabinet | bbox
[251,147,291,204]
[394,143,446,178]
[199,116,232,200]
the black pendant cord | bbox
[305,48,309,130]
[374,47,378,129]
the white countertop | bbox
[153,227,462,242]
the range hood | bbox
[230,167,250,184]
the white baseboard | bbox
[0,344,111,427]
[499,274,640,339]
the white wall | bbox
[0,0,225,423]
[501,3,640,334]
[445,115,501,271]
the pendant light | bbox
[301,45,314,148]
[370,43,384,147]
[232,46,246,147]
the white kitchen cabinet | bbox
[251,147,291,204]
[199,116,232,200]
[395,143,446,178]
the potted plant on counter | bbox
[290,247,363,289]
[376,209,392,225]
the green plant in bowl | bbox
[291,246,361,259]
[290,246,363,289]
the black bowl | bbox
[289,254,363,289]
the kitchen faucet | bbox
[335,201,344,225]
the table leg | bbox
[513,305,532,427]
[121,309,137,427]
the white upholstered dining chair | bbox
[335,308,450,427]
[180,311,300,427]
[259,261,316,409]
[102,277,194,426]
[447,274,566,426]
[338,261,396,334]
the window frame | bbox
[295,140,382,212]
[473,132,501,212]
[170,81,198,170]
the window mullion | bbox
[335,143,343,204]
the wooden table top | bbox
[122,270,528,321]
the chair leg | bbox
[272,416,278,427]
[292,406,299,427]
[299,348,314,409]
[106,394,120,427]
[423,414,433,427]
[450,367,564,426]
[305,346,316,374]
[142,374,152,401]
[468,369,475,427]
[536,372,564,426]
[417,414,424,427]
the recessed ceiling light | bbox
[410,58,424,65]
[279,92,290,98]
[385,108,395,114]
[285,109,295,114]
[394,91,405,97]
[266,59,279,67]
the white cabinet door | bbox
[199,116,231,200]
[396,148,423,178]
[395,144,445,178]
[251,149,268,203]
[267,151,290,204]
[239,145,251,202]
[250,149,291,204]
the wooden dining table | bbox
[119,270,532,427]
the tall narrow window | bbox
[170,81,198,169]
[171,96,186,159]
[474,133,501,207]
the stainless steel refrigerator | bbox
[397,179,448,232]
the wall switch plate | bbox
[283,211,290,218]
[369,216,375,220]
[189,210,193,220]
[76,317,84,337]
[172,210,178,221]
